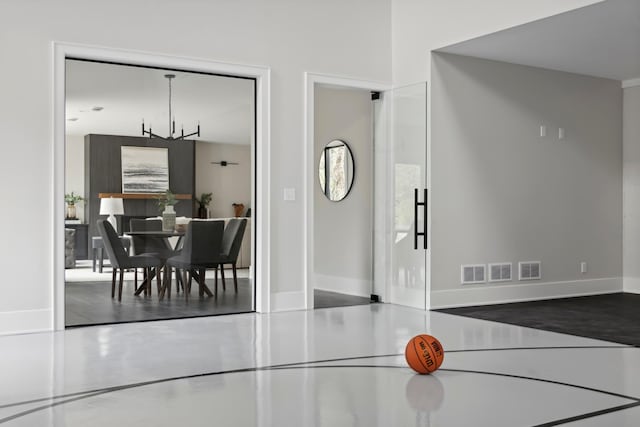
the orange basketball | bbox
[405,334,445,374]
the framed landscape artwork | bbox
[121,146,169,193]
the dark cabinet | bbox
[65,223,88,260]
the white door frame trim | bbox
[303,72,390,309]
[53,42,271,330]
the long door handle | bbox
[413,188,427,250]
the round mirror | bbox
[318,139,354,201]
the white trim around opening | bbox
[303,72,390,310]
[53,42,271,330]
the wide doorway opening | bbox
[63,58,256,327]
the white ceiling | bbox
[437,0,640,82]
[65,59,255,144]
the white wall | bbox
[430,53,623,307]
[0,0,390,334]
[389,0,607,310]
[391,0,603,86]
[195,142,251,218]
[314,86,373,297]
[623,85,640,293]
[64,134,85,222]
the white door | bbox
[373,83,428,310]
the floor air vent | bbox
[519,261,541,280]
[489,263,512,282]
[461,264,486,284]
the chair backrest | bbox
[97,219,130,269]
[180,220,225,264]
[129,219,170,255]
[221,218,247,262]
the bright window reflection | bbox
[319,140,354,201]
[394,163,421,243]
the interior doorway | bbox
[304,74,429,311]
[64,54,259,326]
[304,73,389,310]
[311,84,375,309]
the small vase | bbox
[233,203,244,218]
[66,204,77,219]
[162,205,176,231]
[198,206,208,219]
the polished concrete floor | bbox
[1,304,639,426]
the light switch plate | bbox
[284,188,296,201]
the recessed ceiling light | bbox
[92,106,104,111]
[67,117,79,121]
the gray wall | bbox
[195,142,251,219]
[431,53,622,304]
[314,86,373,296]
[623,86,640,292]
[84,134,195,240]
[65,134,86,223]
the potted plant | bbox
[195,192,212,219]
[157,190,178,231]
[64,192,85,219]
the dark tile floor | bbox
[65,279,253,327]
[65,281,370,327]
[437,292,640,346]
[314,289,371,309]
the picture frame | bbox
[121,146,169,193]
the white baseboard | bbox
[0,309,52,336]
[623,277,640,294]
[271,291,306,312]
[314,273,371,298]
[431,277,622,309]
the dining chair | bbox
[97,220,163,301]
[129,219,170,254]
[213,218,248,293]
[160,220,225,299]
[130,218,184,293]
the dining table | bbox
[124,230,186,296]
[124,229,185,250]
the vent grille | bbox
[519,261,541,280]
[489,263,512,282]
[461,264,486,284]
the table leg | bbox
[98,247,104,273]
[134,271,154,296]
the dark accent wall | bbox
[84,134,195,240]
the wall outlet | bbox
[580,261,587,274]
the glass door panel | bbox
[373,83,427,310]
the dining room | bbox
[63,59,256,327]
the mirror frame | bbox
[318,139,355,202]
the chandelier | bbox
[141,74,200,140]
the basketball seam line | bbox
[412,340,430,372]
